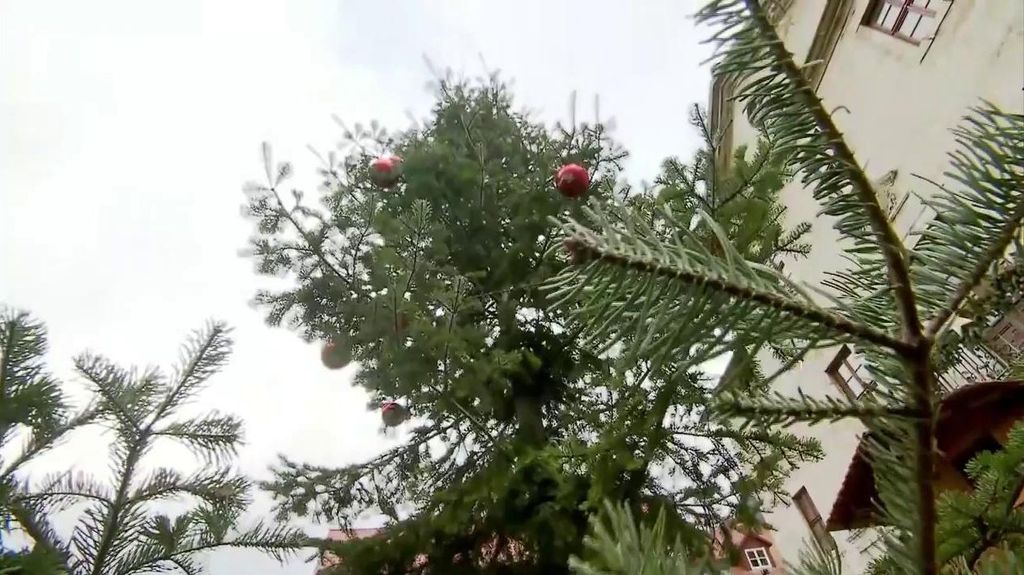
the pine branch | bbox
[716,137,776,211]
[1,406,98,483]
[736,0,921,335]
[155,412,243,465]
[718,392,920,429]
[86,433,148,575]
[248,142,354,287]
[0,308,66,449]
[916,107,1024,336]
[127,467,247,508]
[75,355,158,433]
[5,497,71,571]
[552,207,908,353]
[151,321,232,425]
[568,501,716,574]
[15,471,114,512]
[117,518,308,574]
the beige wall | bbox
[721,0,1024,571]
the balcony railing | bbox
[935,300,1022,395]
[936,343,1009,396]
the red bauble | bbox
[381,401,409,427]
[370,155,402,188]
[320,340,352,370]
[555,163,589,198]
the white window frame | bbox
[745,547,772,569]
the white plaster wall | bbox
[721,0,1024,571]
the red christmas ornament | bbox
[320,340,352,370]
[555,163,589,198]
[370,155,403,188]
[381,401,409,427]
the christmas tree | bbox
[0,309,305,574]
[557,1,1024,574]
[245,73,819,572]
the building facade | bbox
[712,522,787,574]
[709,0,1024,571]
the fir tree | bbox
[245,73,818,572]
[554,1,1024,574]
[0,309,306,574]
[1,308,94,573]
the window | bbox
[709,75,735,169]
[794,487,838,552]
[863,0,939,44]
[745,547,772,569]
[826,345,874,400]
[803,0,853,90]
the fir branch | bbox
[255,142,353,287]
[117,519,308,574]
[718,393,920,429]
[5,497,71,571]
[734,0,921,335]
[16,471,114,511]
[155,412,243,464]
[74,355,157,433]
[127,468,247,508]
[152,321,232,425]
[917,107,1024,336]
[1,406,98,483]
[85,434,148,575]
[556,214,907,353]
[0,309,68,449]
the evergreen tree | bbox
[1,308,94,573]
[0,309,306,574]
[245,73,817,572]
[554,1,1024,574]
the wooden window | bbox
[794,487,838,552]
[826,345,874,400]
[863,0,939,44]
[745,547,772,569]
[804,0,853,90]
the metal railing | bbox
[936,343,1010,396]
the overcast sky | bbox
[1,1,711,572]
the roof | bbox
[711,521,775,558]
[827,380,1024,531]
[317,528,387,572]
[324,527,382,542]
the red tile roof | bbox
[316,525,527,573]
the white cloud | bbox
[1,1,710,572]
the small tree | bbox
[0,310,306,574]
[554,1,1024,574]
